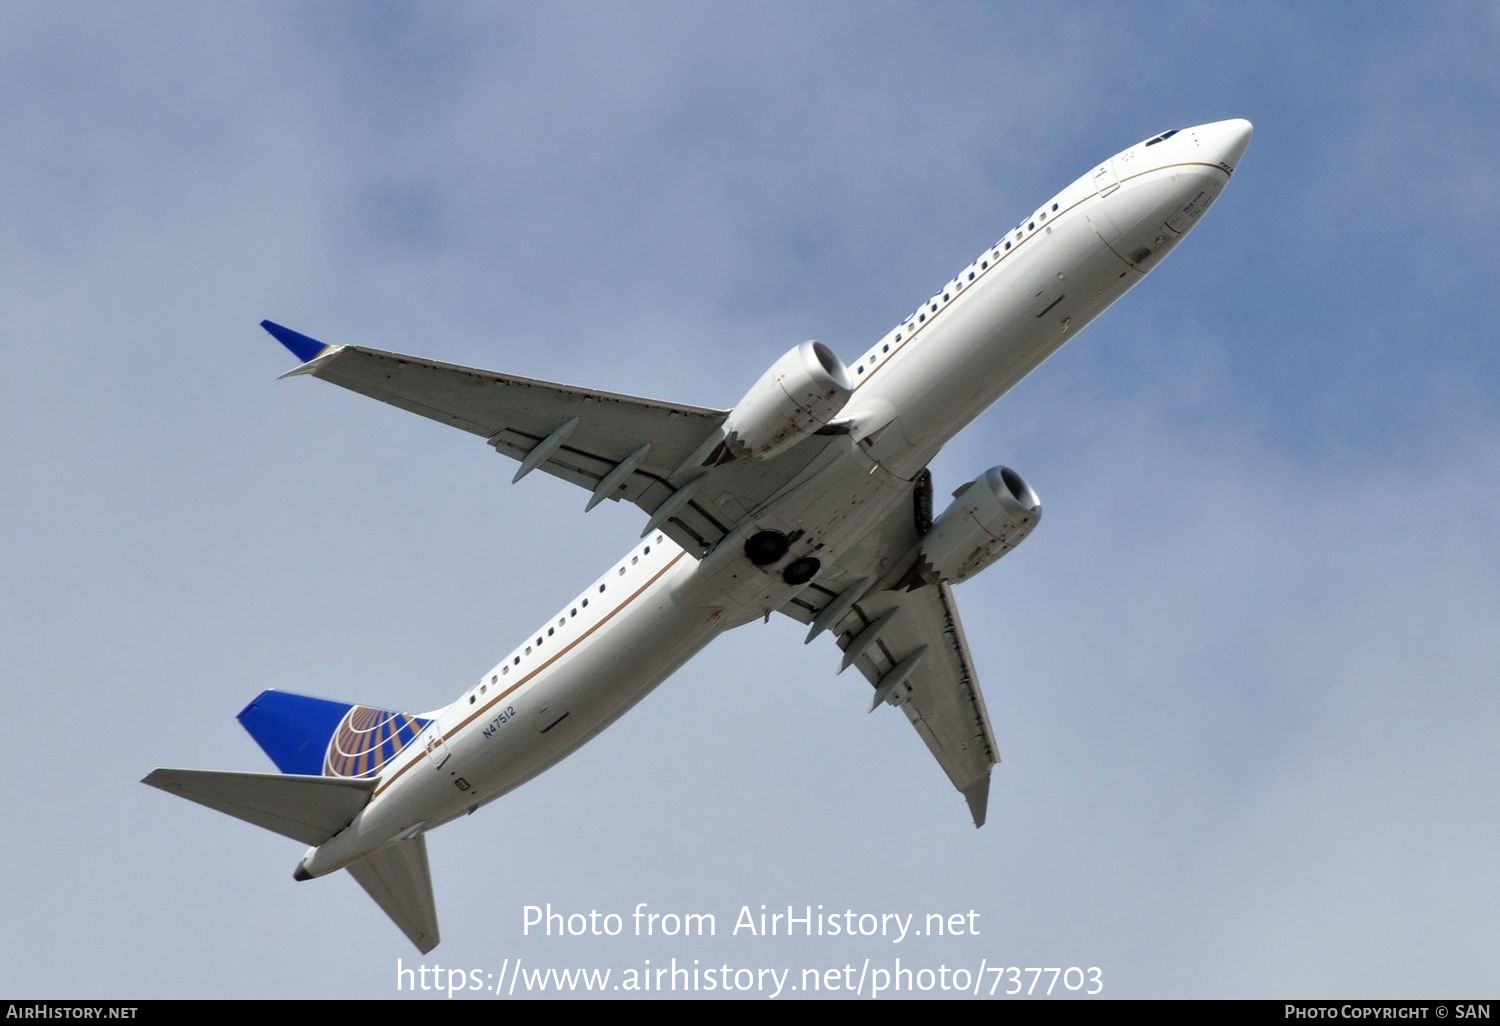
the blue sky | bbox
[3,2,1497,999]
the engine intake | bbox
[907,466,1041,586]
[719,341,853,461]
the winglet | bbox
[261,320,331,363]
[961,774,990,829]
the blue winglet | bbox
[261,320,330,363]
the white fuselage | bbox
[300,119,1250,878]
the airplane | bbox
[145,119,1252,953]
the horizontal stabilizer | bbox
[142,768,375,845]
[347,837,440,954]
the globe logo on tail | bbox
[323,705,431,778]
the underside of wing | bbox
[844,582,998,827]
[821,583,998,827]
[267,324,849,555]
[781,476,1000,827]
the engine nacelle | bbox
[720,341,853,461]
[909,466,1042,586]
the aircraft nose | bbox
[1204,118,1253,169]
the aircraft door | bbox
[1092,160,1120,197]
[424,722,450,770]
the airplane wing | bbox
[264,321,845,555]
[779,478,1000,827]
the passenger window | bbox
[1005,241,1011,250]
[1052,202,1059,211]
[967,272,974,281]
[481,684,487,694]
[883,344,889,352]
[582,598,589,607]
[547,627,554,636]
[502,665,509,675]
[513,656,520,665]
[599,584,606,592]
[644,546,651,554]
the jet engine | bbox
[907,466,1042,586]
[719,341,853,461]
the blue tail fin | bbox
[238,690,432,779]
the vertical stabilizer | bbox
[237,690,431,779]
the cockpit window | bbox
[1145,129,1180,147]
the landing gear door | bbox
[1092,160,1119,198]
